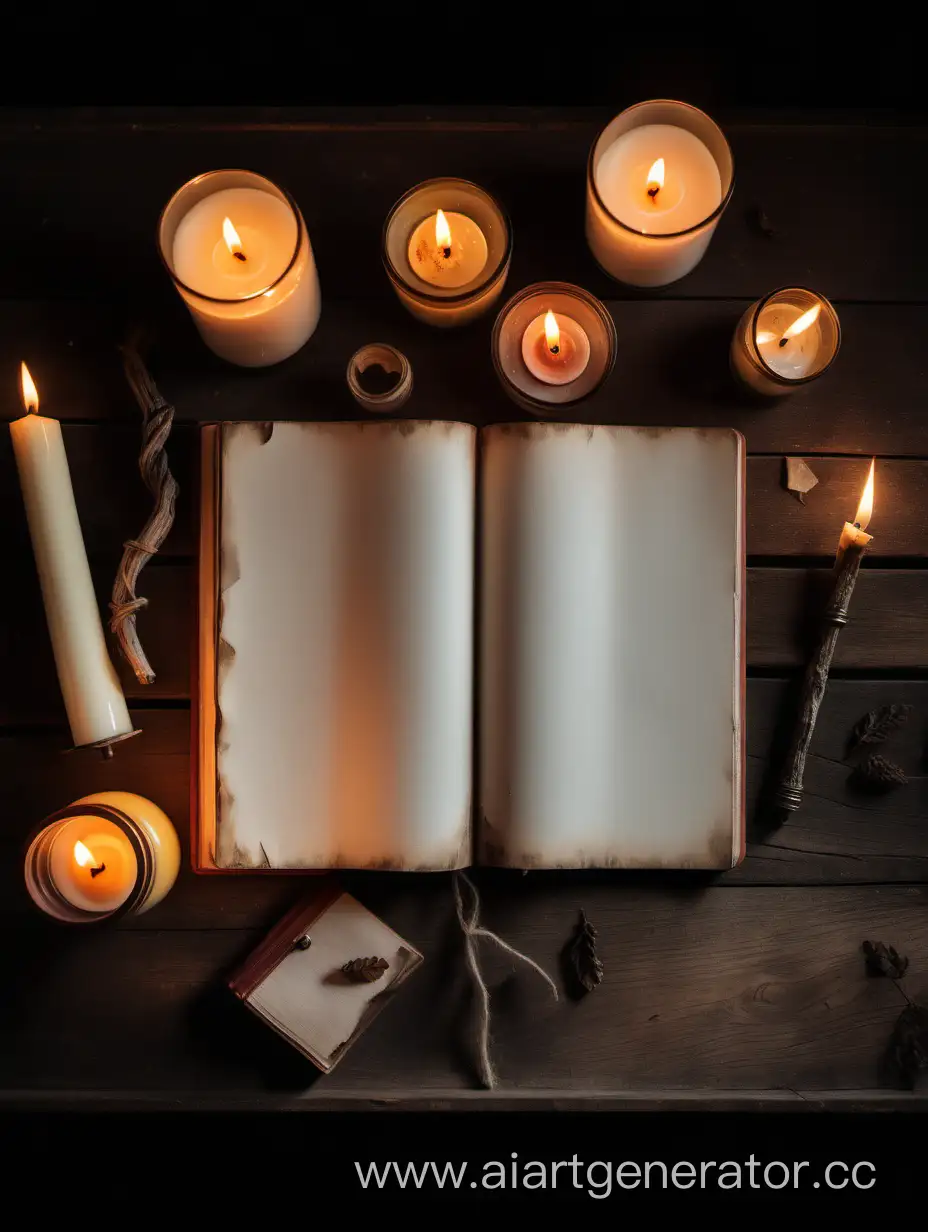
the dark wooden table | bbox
[1,108,926,1113]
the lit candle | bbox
[25,791,181,923]
[383,178,511,327]
[50,819,137,914]
[837,457,875,562]
[10,364,137,754]
[407,208,489,289]
[159,170,321,367]
[587,101,733,287]
[521,310,591,386]
[772,460,876,815]
[492,281,616,417]
[731,287,841,396]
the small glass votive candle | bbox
[586,100,734,288]
[383,178,511,327]
[731,287,841,396]
[158,169,321,367]
[491,282,617,417]
[25,792,181,923]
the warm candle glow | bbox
[434,209,452,257]
[20,362,39,414]
[222,216,245,262]
[646,158,665,200]
[854,458,876,530]
[73,840,95,868]
[780,303,821,346]
[544,310,561,355]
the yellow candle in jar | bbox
[48,814,138,913]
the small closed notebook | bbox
[229,882,423,1073]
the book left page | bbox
[199,420,475,871]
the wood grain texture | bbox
[1,679,926,918]
[0,886,925,1093]
[3,301,928,457]
[6,564,923,725]
[4,429,925,559]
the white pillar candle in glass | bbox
[10,364,137,754]
[587,100,734,287]
[159,170,321,367]
[383,178,511,327]
[731,287,841,396]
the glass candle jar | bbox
[346,343,414,414]
[586,100,734,288]
[158,169,321,367]
[491,282,617,417]
[25,791,181,923]
[731,287,841,396]
[383,178,511,327]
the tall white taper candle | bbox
[11,364,136,752]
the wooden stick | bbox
[109,345,179,685]
[771,539,867,813]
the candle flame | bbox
[646,158,665,198]
[854,458,875,530]
[20,362,39,414]
[783,303,821,342]
[435,209,452,255]
[544,310,560,354]
[73,840,96,868]
[755,330,777,346]
[222,216,245,260]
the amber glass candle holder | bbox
[25,792,180,924]
[731,287,841,396]
[382,178,511,327]
[491,282,617,417]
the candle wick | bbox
[89,863,107,879]
[778,336,789,348]
[647,186,660,201]
[854,521,861,530]
[441,246,451,260]
[233,251,247,263]
[549,344,560,356]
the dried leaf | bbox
[849,703,913,752]
[569,910,604,995]
[862,940,910,980]
[890,1003,928,1089]
[784,457,819,504]
[341,956,389,983]
[850,754,908,793]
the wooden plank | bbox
[5,429,925,560]
[5,564,922,724]
[747,569,928,668]
[0,124,923,303]
[1,679,926,922]
[0,887,924,1092]
[2,300,926,456]
[2,1088,926,1112]
[748,457,928,558]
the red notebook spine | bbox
[229,879,343,999]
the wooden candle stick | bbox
[772,460,876,815]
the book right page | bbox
[479,423,744,870]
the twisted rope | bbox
[452,871,559,1088]
[109,344,179,685]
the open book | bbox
[196,421,745,872]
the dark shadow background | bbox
[1,15,922,116]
